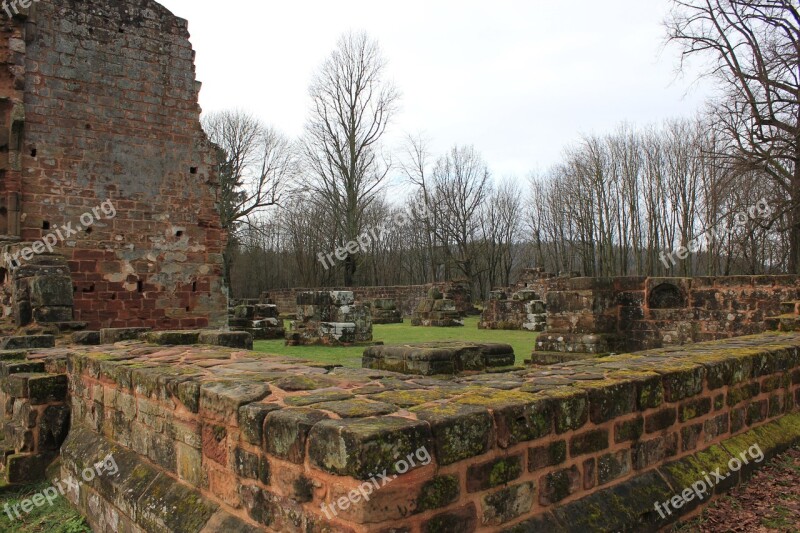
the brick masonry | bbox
[526,275,800,353]
[0,0,227,330]
[1,331,800,531]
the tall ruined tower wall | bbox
[1,0,227,329]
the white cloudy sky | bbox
[158,0,713,179]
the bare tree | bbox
[202,109,296,285]
[303,31,400,286]
[667,0,800,272]
[432,145,492,286]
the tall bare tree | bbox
[202,109,296,286]
[667,0,800,272]
[303,31,400,286]
[432,145,492,285]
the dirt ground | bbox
[674,447,800,533]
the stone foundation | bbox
[267,281,475,317]
[524,275,800,364]
[412,288,464,327]
[230,304,285,340]
[286,291,373,346]
[362,342,516,375]
[479,289,546,331]
[369,299,403,324]
[1,330,800,531]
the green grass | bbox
[253,316,538,368]
[0,482,90,533]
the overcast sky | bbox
[158,0,713,179]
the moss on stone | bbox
[416,475,460,512]
[370,389,452,407]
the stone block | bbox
[99,328,151,344]
[466,454,523,493]
[308,417,432,479]
[569,428,609,457]
[30,275,73,307]
[482,482,535,526]
[200,381,270,420]
[264,408,330,464]
[143,330,202,345]
[38,404,71,451]
[198,331,253,350]
[539,466,580,505]
[0,335,55,350]
[416,475,460,512]
[421,504,477,533]
[72,331,101,345]
[238,403,282,446]
[597,450,632,485]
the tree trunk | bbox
[791,164,800,274]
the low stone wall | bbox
[267,281,474,317]
[532,275,800,352]
[2,331,800,531]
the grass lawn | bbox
[0,481,90,533]
[253,316,538,367]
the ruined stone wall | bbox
[4,331,800,531]
[539,275,800,352]
[1,0,227,330]
[269,281,472,317]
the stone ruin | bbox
[0,0,227,332]
[363,341,516,375]
[411,287,464,327]
[3,1,800,532]
[285,291,373,346]
[529,275,800,364]
[230,302,285,340]
[479,288,547,331]
[3,321,800,532]
[368,298,403,324]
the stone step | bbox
[0,335,55,350]
[5,373,68,403]
[780,301,800,315]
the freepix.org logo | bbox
[3,200,117,271]
[2,0,40,19]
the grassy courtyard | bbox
[253,316,538,367]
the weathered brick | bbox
[482,482,534,525]
[679,397,712,422]
[569,429,609,457]
[632,433,678,470]
[528,440,567,472]
[415,405,492,464]
[645,408,677,433]
[597,450,631,485]
[539,466,580,505]
[681,423,703,452]
[308,416,431,479]
[417,475,460,512]
[264,408,330,464]
[467,454,523,493]
[615,417,644,443]
[237,403,282,446]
